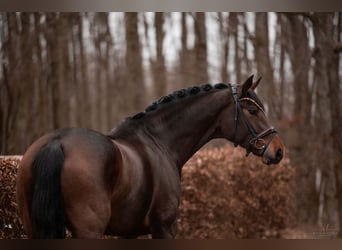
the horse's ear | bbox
[241,75,254,97]
[252,76,262,90]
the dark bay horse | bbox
[16,75,284,239]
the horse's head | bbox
[223,75,284,165]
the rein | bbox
[229,84,277,156]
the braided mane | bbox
[130,83,229,120]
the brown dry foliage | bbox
[177,145,295,238]
[0,156,24,239]
[0,145,295,239]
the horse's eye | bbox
[248,109,257,115]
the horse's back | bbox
[17,128,117,238]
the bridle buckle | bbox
[249,138,266,150]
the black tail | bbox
[31,139,66,238]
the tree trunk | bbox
[276,14,286,119]
[34,13,51,135]
[1,13,20,154]
[312,13,339,230]
[287,14,312,123]
[179,12,192,87]
[124,12,145,115]
[254,13,276,120]
[77,13,90,128]
[283,13,318,226]
[152,12,167,99]
[45,13,70,129]
[218,12,229,82]
[311,12,342,237]
[229,12,242,84]
[241,13,252,78]
[92,13,113,132]
[193,12,208,83]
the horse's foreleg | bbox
[151,218,177,239]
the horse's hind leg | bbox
[62,161,112,238]
[63,188,112,239]
[66,204,110,238]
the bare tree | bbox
[280,13,317,226]
[178,12,193,87]
[151,12,167,99]
[254,13,276,120]
[124,12,145,114]
[218,12,229,82]
[193,12,208,83]
[311,12,342,237]
[1,13,19,154]
[91,13,113,132]
[311,13,338,229]
[229,12,242,84]
[76,13,90,128]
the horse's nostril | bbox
[276,148,283,161]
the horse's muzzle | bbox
[263,147,283,165]
[262,135,284,165]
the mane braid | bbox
[173,89,187,98]
[130,83,228,120]
[202,84,213,92]
[214,83,229,89]
[187,86,200,95]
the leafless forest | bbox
[0,12,342,237]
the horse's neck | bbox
[147,89,231,169]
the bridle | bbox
[229,84,277,156]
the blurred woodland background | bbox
[0,12,342,238]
